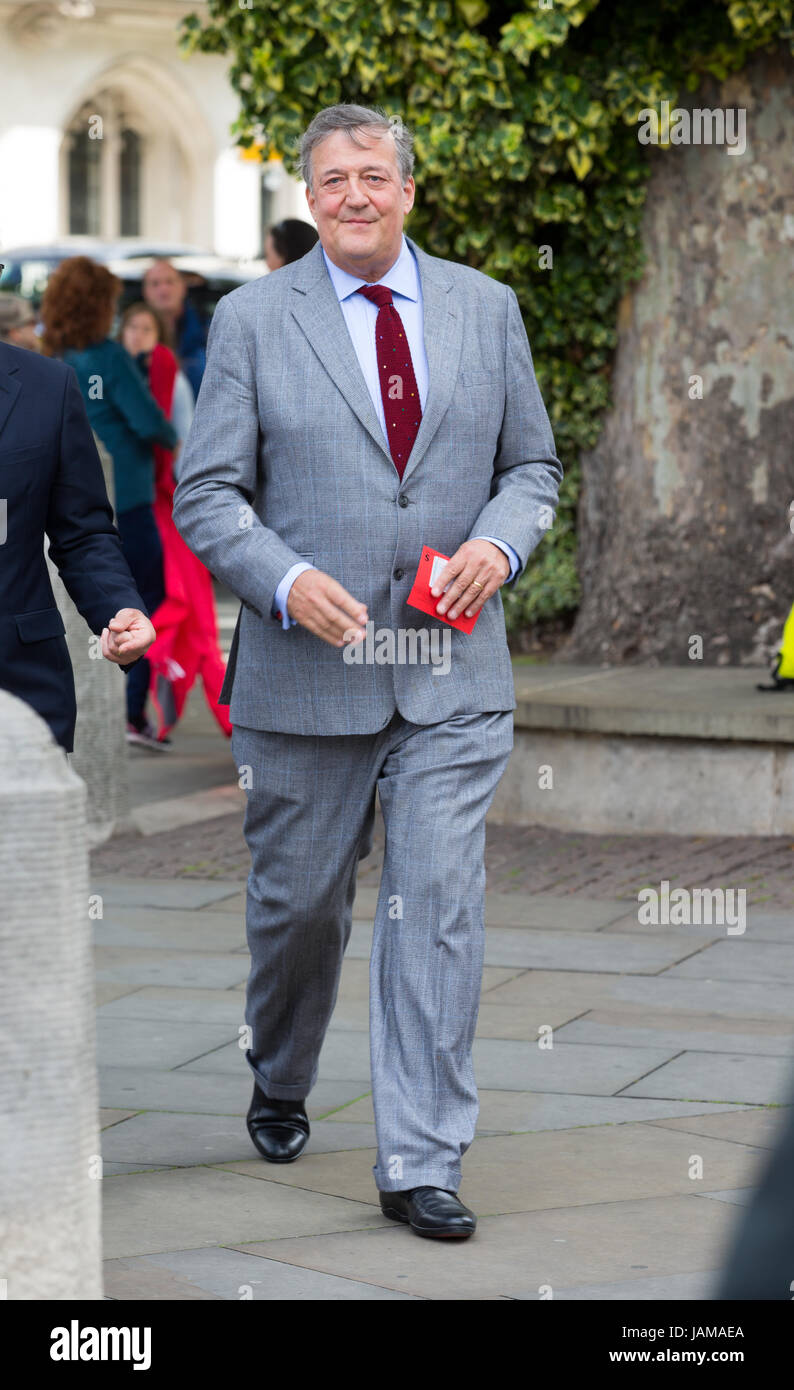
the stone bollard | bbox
[45,432,131,848]
[0,691,102,1300]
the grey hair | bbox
[297,103,414,194]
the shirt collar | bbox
[321,232,418,303]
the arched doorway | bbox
[59,56,214,245]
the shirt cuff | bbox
[473,536,521,583]
[272,561,316,629]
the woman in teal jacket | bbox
[41,256,178,746]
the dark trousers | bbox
[116,503,164,724]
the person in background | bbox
[118,302,232,742]
[40,256,178,750]
[142,259,206,400]
[120,301,195,467]
[264,218,319,270]
[0,294,41,351]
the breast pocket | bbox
[0,444,46,532]
[458,370,503,388]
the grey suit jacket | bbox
[172,233,563,735]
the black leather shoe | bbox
[246,1083,310,1163]
[379,1186,476,1238]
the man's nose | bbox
[344,179,370,203]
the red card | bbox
[406,546,480,634]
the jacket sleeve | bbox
[172,292,310,617]
[45,365,149,636]
[108,343,179,450]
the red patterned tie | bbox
[355,283,422,480]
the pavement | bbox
[90,677,794,1301]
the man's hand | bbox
[287,569,369,648]
[101,608,156,666]
[431,539,511,620]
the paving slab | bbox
[620,1050,794,1105]
[648,1107,791,1148]
[599,919,726,946]
[698,1188,755,1206]
[93,908,247,952]
[484,893,631,930]
[609,976,794,1018]
[581,1004,794,1038]
[99,987,248,1027]
[325,1088,761,1133]
[96,1017,239,1070]
[220,1124,765,1216]
[103,1257,225,1300]
[231,1194,741,1301]
[98,1066,370,1117]
[130,784,246,837]
[103,1162,177,1176]
[515,1270,721,1300]
[104,1247,418,1300]
[101,1166,383,1260]
[471,1037,678,1094]
[484,967,794,1020]
[93,945,248,990]
[206,891,247,916]
[663,939,794,983]
[96,981,143,1006]
[604,910,794,943]
[92,878,241,910]
[99,1110,378,1166]
[554,1018,794,1057]
[100,1108,141,1128]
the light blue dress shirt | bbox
[271,233,519,627]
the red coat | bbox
[145,343,232,739]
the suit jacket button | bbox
[393,568,404,581]
[398,495,409,508]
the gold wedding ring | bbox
[471,580,484,590]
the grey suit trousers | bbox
[231,707,514,1193]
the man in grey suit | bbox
[173,103,562,1239]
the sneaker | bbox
[126,719,172,751]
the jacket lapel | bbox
[288,233,463,486]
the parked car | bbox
[0,236,268,331]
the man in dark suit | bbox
[0,329,156,752]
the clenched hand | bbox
[101,608,156,666]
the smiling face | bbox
[305,126,414,282]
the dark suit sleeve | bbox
[45,366,149,639]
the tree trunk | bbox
[563,49,794,668]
